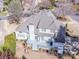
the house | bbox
[15,10,64,50]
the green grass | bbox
[0,11,8,16]
[4,33,16,55]
[0,33,16,55]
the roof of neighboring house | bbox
[70,15,79,23]
[75,0,79,3]
[16,10,64,34]
[53,3,75,16]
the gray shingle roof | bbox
[16,10,64,33]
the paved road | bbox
[0,16,8,20]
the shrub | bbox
[4,33,16,56]
[4,0,12,6]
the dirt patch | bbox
[15,41,79,59]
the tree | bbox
[4,33,16,56]
[4,0,12,6]
[49,0,55,6]
[8,0,23,24]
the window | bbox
[39,28,42,32]
[42,29,46,32]
[39,28,46,32]
[46,29,51,33]
[44,37,51,41]
[39,28,51,33]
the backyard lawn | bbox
[0,11,8,16]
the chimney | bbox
[29,24,35,40]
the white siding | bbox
[46,29,51,33]
[15,31,27,40]
[43,36,50,41]
[29,25,35,40]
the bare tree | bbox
[8,0,23,24]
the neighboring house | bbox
[15,10,64,50]
[0,0,3,11]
